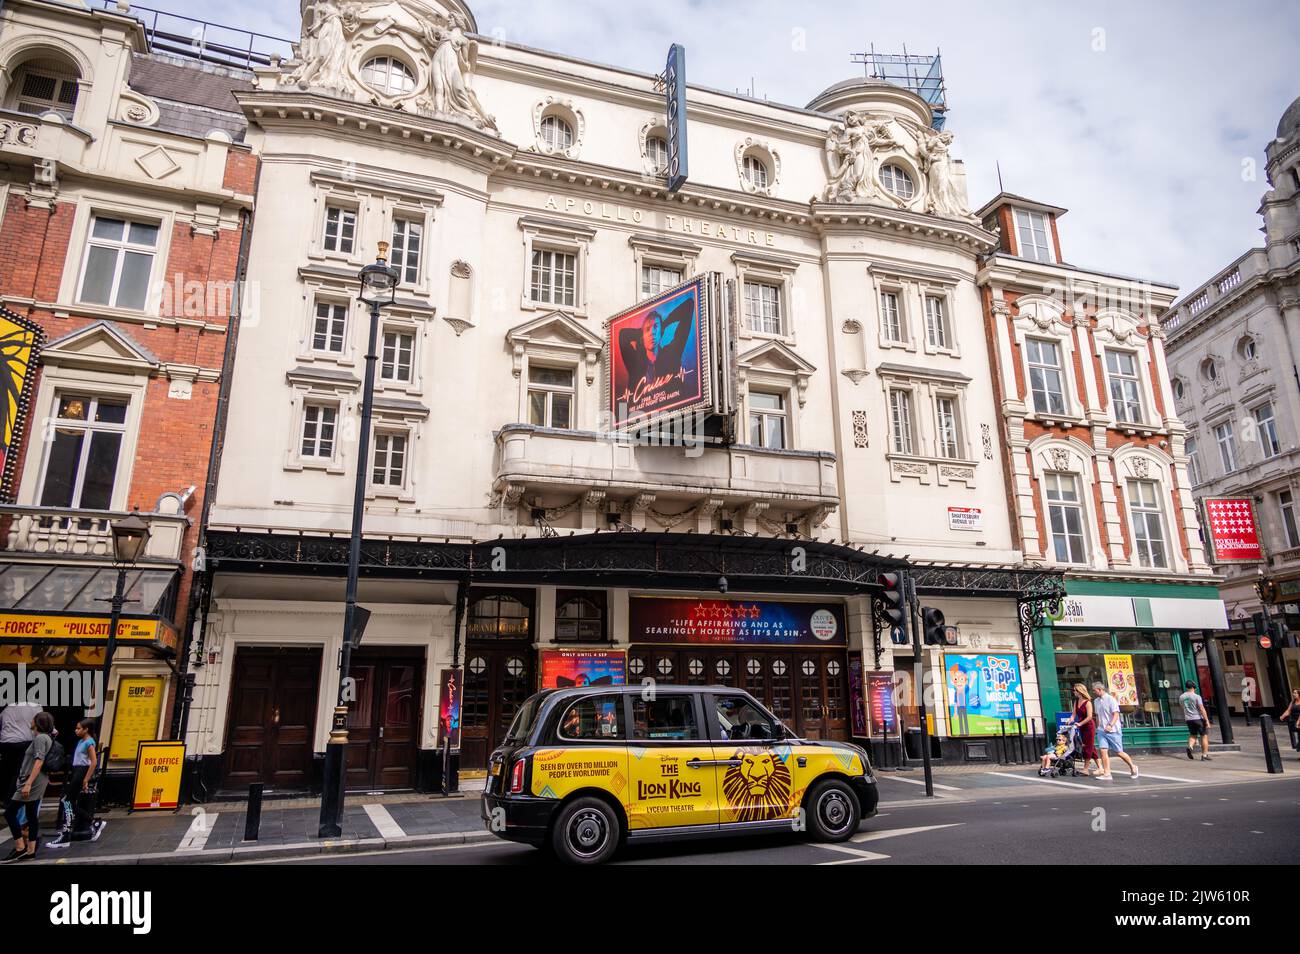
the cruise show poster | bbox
[607,276,707,429]
[942,653,1025,737]
[438,668,462,748]
[629,597,847,646]
[539,649,626,689]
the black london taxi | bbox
[481,684,878,864]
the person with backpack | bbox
[47,718,102,848]
[2,711,62,862]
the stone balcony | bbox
[493,424,838,534]
[0,110,94,172]
[0,504,190,564]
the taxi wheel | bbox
[551,797,620,865]
[806,778,860,843]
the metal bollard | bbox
[244,782,264,841]
[1261,716,1284,774]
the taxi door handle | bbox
[688,757,739,768]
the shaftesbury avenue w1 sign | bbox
[1202,497,1264,564]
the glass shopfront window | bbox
[1050,629,1187,733]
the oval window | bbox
[361,56,416,96]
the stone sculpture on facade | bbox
[917,127,971,219]
[282,0,498,134]
[822,111,896,203]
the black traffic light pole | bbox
[906,574,935,797]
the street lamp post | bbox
[319,244,399,838]
[94,512,152,804]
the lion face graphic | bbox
[721,750,794,822]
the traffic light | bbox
[921,606,947,645]
[879,572,908,643]
[1252,612,1269,637]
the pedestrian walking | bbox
[2,711,60,862]
[1279,688,1300,751]
[1178,680,1213,761]
[0,701,40,811]
[1066,683,1101,777]
[47,718,104,848]
[1091,682,1138,780]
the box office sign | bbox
[1201,497,1264,564]
[130,740,184,812]
[629,596,846,646]
[539,649,626,690]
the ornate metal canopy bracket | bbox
[1016,579,1066,668]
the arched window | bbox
[880,164,915,199]
[467,593,531,638]
[540,114,574,151]
[361,55,416,96]
[8,57,79,117]
[555,591,606,642]
[742,153,769,190]
[646,134,669,173]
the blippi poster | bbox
[606,275,709,430]
[943,653,1025,737]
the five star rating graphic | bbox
[1204,497,1262,561]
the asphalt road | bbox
[247,775,1300,866]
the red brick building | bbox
[0,0,269,792]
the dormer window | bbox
[742,154,769,190]
[1015,209,1053,263]
[12,65,78,118]
[646,134,669,174]
[540,114,574,152]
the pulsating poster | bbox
[0,306,44,502]
[539,649,626,689]
[942,653,1025,737]
[629,596,846,646]
[606,274,711,430]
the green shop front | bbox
[1031,579,1229,750]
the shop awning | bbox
[0,563,181,654]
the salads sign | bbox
[1104,653,1140,706]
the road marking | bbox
[813,843,891,864]
[985,771,1097,792]
[235,839,511,865]
[176,812,220,852]
[879,775,961,792]
[851,823,963,844]
[1135,773,1200,784]
[363,804,406,839]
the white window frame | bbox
[311,299,349,355]
[1126,479,1169,569]
[322,203,358,256]
[924,293,950,351]
[935,393,963,460]
[742,153,769,191]
[520,221,592,316]
[1253,402,1281,459]
[746,388,788,450]
[76,215,161,313]
[743,279,783,336]
[299,401,339,461]
[641,263,683,298]
[35,392,131,511]
[370,428,410,493]
[526,362,577,430]
[1025,337,1068,416]
[888,388,915,456]
[1185,437,1202,487]
[1044,471,1089,565]
[540,114,575,152]
[880,289,905,344]
[12,65,79,118]
[1214,420,1237,473]
[360,55,416,97]
[379,326,416,385]
[389,214,424,287]
[1279,489,1300,550]
[530,247,577,309]
[880,163,915,200]
[1104,348,1145,425]
[1014,208,1053,263]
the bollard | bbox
[244,782,264,841]
[1261,715,1284,774]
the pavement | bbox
[13,716,1296,866]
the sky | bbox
[182,0,1300,295]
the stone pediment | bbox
[507,311,604,383]
[41,321,159,375]
[738,339,817,376]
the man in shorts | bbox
[1178,680,1212,761]
[1091,682,1139,780]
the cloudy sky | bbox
[191,0,1299,294]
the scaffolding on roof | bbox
[850,44,948,129]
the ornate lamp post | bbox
[95,512,151,800]
[319,244,399,838]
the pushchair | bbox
[1039,724,1083,777]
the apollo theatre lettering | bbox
[543,194,777,247]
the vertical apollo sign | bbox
[665,43,688,192]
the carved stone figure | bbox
[426,14,497,131]
[822,111,896,203]
[917,127,971,218]
[286,0,351,93]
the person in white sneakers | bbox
[1178,681,1212,761]
[1091,682,1139,780]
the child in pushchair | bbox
[1039,724,1082,777]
